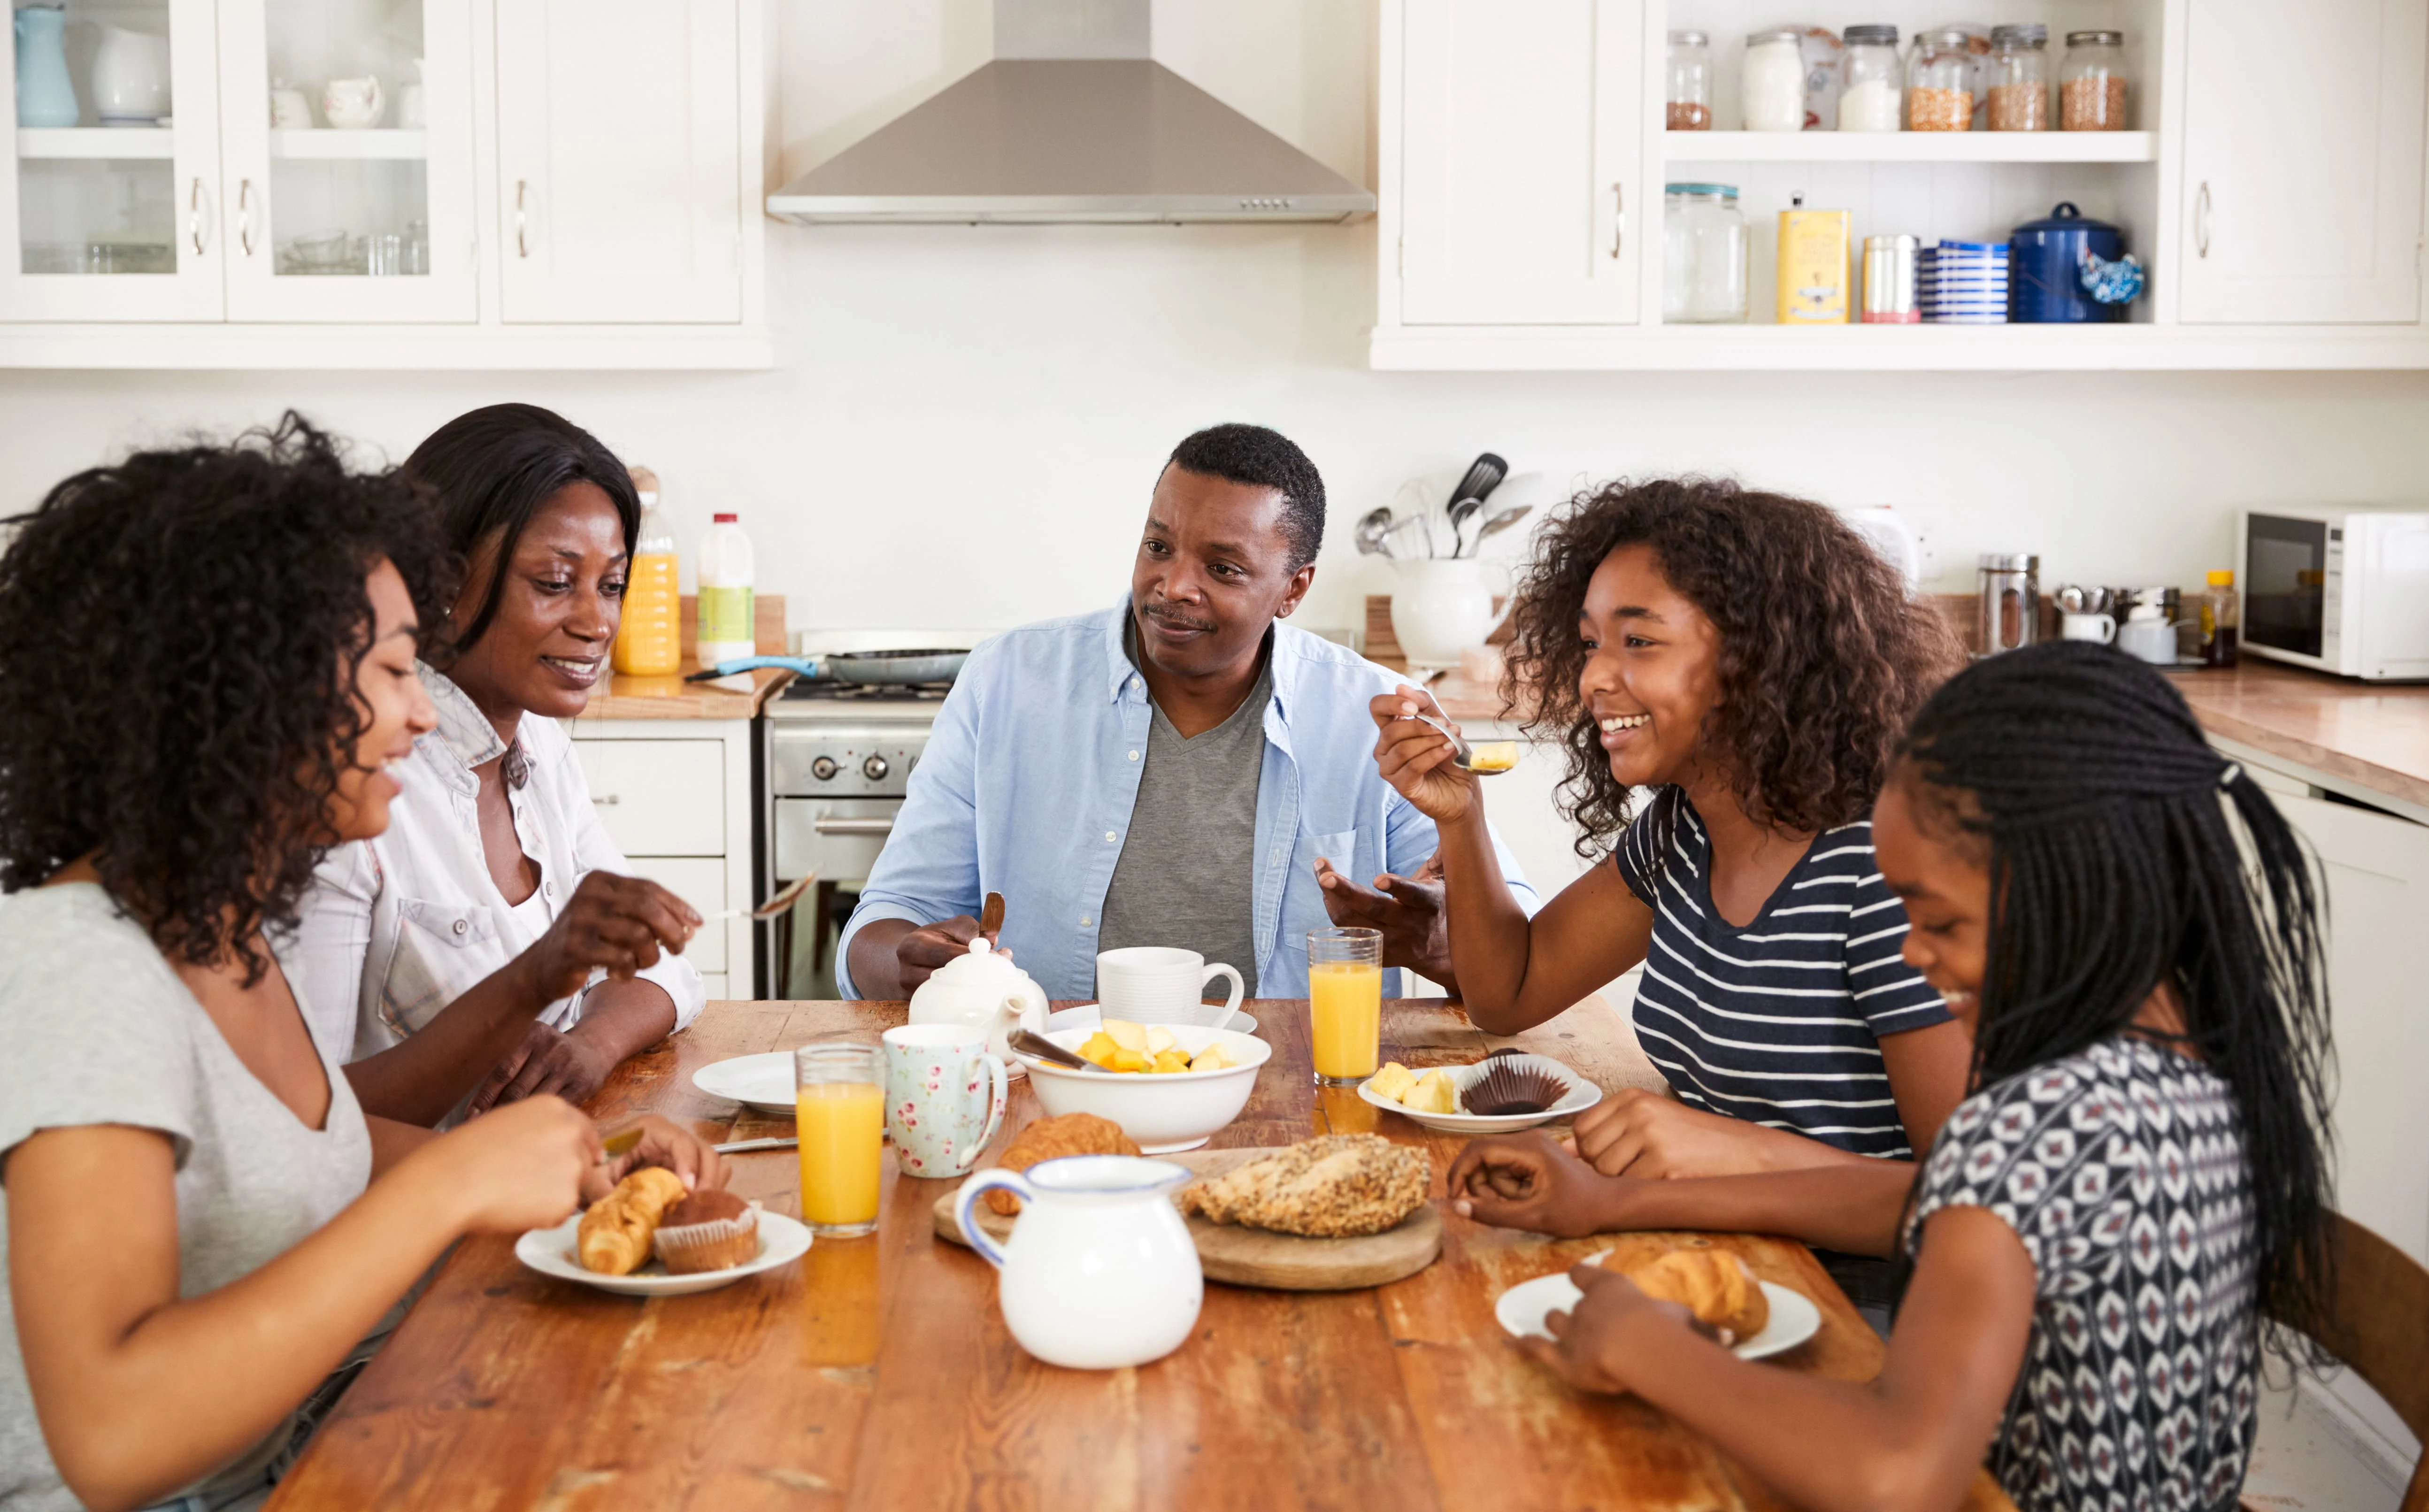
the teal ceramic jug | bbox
[15,5,81,129]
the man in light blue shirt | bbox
[839,424,1536,1002]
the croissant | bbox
[577,1167,690,1275]
[984,1113,1139,1215]
[1615,1248,1769,1342]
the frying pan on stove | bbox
[684,648,969,686]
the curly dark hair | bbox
[1502,476,1962,859]
[1165,422,1326,571]
[0,414,454,982]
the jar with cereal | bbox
[2060,31,2129,130]
[1985,23,2049,130]
[1667,31,1712,130]
[1906,28,1975,131]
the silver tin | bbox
[1861,234,1919,323]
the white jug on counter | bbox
[1389,557,1515,675]
[955,1155,1202,1369]
[906,936,1047,1067]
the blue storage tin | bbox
[2009,202,2125,323]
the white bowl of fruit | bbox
[1015,1018,1270,1153]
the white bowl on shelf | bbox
[1014,1024,1270,1153]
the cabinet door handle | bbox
[593,793,621,806]
[2195,181,2211,259]
[813,817,895,836]
[1609,182,1624,260]
[188,177,206,256]
[237,179,255,257]
[515,179,530,258]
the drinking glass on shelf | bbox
[795,1042,884,1237]
[1308,927,1383,1086]
[367,233,406,276]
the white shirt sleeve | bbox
[293,840,383,1060]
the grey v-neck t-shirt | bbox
[0,885,373,1512]
[1094,639,1271,1000]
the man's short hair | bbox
[1165,423,1326,572]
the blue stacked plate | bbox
[1920,240,2009,324]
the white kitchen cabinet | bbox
[569,718,756,1001]
[495,0,742,325]
[2179,0,2429,325]
[1397,0,1641,325]
[573,738,724,857]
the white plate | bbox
[1494,1256,1822,1361]
[690,1051,800,1115]
[514,1207,813,1297]
[1045,1004,1259,1036]
[1355,1053,1602,1135]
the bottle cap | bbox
[715,512,738,523]
[2207,568,2234,586]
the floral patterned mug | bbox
[881,1024,1008,1179]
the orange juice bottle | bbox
[612,466,681,675]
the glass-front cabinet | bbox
[219,0,472,320]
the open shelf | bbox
[16,127,174,161]
[1665,130,2157,163]
[269,129,427,161]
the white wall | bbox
[2,0,2427,639]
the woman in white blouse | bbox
[299,404,706,1126]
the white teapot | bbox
[906,936,1047,1066]
[955,1154,1201,1369]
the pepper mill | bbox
[1977,553,2040,655]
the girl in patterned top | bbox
[1447,642,2335,1512]
[1343,478,1970,1184]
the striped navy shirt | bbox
[1614,787,1952,1159]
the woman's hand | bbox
[581,1114,727,1205]
[1447,1131,1636,1237]
[407,1095,600,1234]
[1368,685,1479,826]
[519,871,703,1005]
[1569,1089,1784,1179]
[1520,1262,1703,1395]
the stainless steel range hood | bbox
[765,0,1374,225]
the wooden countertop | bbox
[572,662,792,721]
[266,999,2014,1512]
[2164,660,2429,817]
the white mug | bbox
[1095,947,1244,1028]
[2061,611,2116,645]
[269,83,313,129]
[2118,617,2177,665]
[881,1023,1007,1180]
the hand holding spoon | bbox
[1410,709,1519,775]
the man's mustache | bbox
[1142,603,1217,633]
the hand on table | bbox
[1314,851,1456,989]
[580,1114,726,1205]
[1522,1262,1706,1396]
[466,1019,618,1116]
[1367,685,1479,826]
[518,871,703,1004]
[1448,1131,1633,1238]
[893,914,1006,994]
[1567,1089,1773,1179]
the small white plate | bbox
[515,1207,812,1297]
[690,1051,799,1115]
[1045,1004,1259,1037]
[1356,1053,1602,1135]
[1494,1255,1822,1361]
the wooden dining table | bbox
[268,999,2016,1512]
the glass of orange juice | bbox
[795,1043,884,1237]
[1308,927,1383,1085]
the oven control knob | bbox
[810,756,839,781]
[861,754,891,782]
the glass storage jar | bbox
[1837,25,1902,130]
[1907,27,1975,131]
[1663,184,1749,324]
[2060,31,2129,130]
[1741,30,1806,131]
[1667,31,1712,130]
[1986,23,2049,130]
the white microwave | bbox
[2237,507,2429,682]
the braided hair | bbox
[1895,641,2334,1355]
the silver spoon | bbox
[1009,1028,1114,1074]
[1410,710,1517,775]
[1354,507,1395,556]
[1472,503,1533,548]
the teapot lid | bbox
[2014,200,2122,236]
[930,935,1030,982]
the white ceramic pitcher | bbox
[955,1154,1201,1369]
[1389,557,1514,674]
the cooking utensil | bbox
[1411,711,1514,775]
[685,648,969,685]
[1447,498,1483,558]
[1009,1028,1112,1074]
[1473,503,1533,547]
[1446,453,1508,514]
[699,871,818,923]
[1354,507,1396,556]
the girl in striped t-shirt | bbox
[1349,478,1968,1185]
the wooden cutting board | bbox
[929,1146,1442,1292]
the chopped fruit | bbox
[1108,1046,1152,1074]
[1102,1019,1149,1054]
[1466,741,1519,772]
[1145,1025,1178,1055]
[1403,1068,1460,1115]
[1367,1062,1418,1102]
[1077,1031,1122,1068]
[1189,1043,1236,1073]
[1151,1049,1194,1075]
